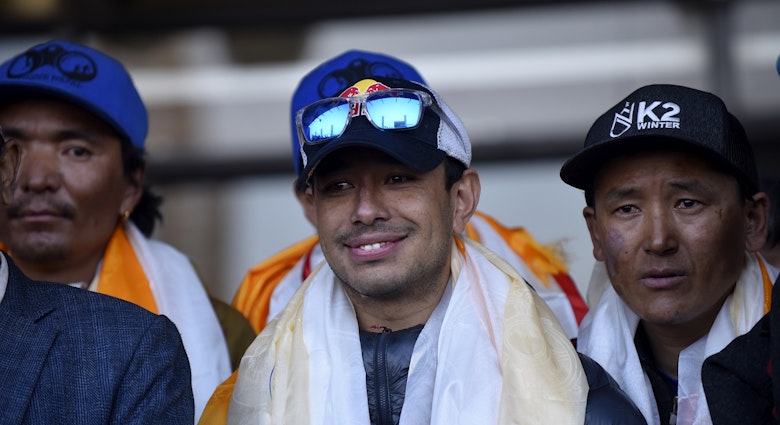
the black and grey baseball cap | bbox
[560,84,758,194]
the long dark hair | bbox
[120,138,162,237]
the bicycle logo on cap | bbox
[318,59,403,99]
[7,43,97,82]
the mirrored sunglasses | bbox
[296,89,433,144]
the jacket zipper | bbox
[375,330,392,425]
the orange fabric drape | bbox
[97,224,157,313]
[199,372,237,425]
[467,211,588,324]
[757,253,773,314]
[231,235,319,334]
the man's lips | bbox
[639,269,687,289]
[7,198,75,221]
[345,234,404,260]
[8,204,73,225]
[356,241,389,252]
[15,208,63,218]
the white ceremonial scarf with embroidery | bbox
[228,236,587,425]
[267,243,325,322]
[120,222,232,421]
[578,252,776,425]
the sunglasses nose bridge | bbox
[348,97,362,118]
[300,89,429,144]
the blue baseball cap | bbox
[290,50,429,179]
[0,39,148,149]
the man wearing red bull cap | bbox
[231,50,587,342]
[202,50,644,425]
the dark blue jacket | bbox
[702,274,780,425]
[0,254,194,424]
[360,325,645,424]
[580,352,647,424]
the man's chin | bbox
[5,238,71,264]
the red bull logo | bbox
[338,79,391,118]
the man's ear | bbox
[745,191,770,253]
[452,169,480,234]
[120,165,144,216]
[584,206,605,261]
[293,179,316,227]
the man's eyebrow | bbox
[601,186,638,203]
[0,127,21,140]
[55,129,100,143]
[667,179,710,194]
[601,179,717,203]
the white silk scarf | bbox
[228,236,587,424]
[113,222,232,422]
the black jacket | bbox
[359,325,646,424]
[702,274,780,425]
[580,352,648,424]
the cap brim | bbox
[0,82,128,143]
[560,135,742,191]
[302,127,445,183]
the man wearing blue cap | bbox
[561,83,775,424]
[230,50,588,342]
[0,127,194,422]
[203,50,644,425]
[0,39,235,421]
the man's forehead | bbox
[593,149,738,195]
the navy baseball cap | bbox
[0,39,148,149]
[293,51,470,184]
[291,50,470,183]
[560,84,758,194]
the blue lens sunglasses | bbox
[296,89,434,144]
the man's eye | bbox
[67,146,91,157]
[323,181,351,192]
[678,199,698,208]
[388,175,410,184]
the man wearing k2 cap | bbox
[562,83,775,424]
[0,39,235,421]
[203,50,645,425]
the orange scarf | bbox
[466,211,588,324]
[232,235,319,333]
[97,224,158,313]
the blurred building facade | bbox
[1,0,778,301]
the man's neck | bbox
[346,279,450,333]
[12,256,99,287]
[640,301,727,378]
